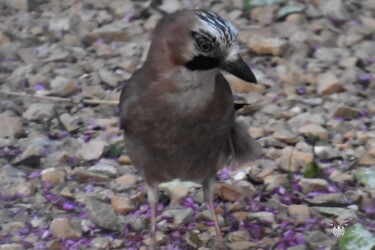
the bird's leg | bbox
[203,179,222,238]
[146,183,159,249]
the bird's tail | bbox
[228,120,262,168]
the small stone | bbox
[313,206,355,217]
[50,218,82,239]
[248,127,265,139]
[85,198,119,231]
[77,140,108,161]
[306,231,336,248]
[367,140,375,157]
[97,10,113,25]
[249,212,275,224]
[0,244,24,250]
[264,174,289,190]
[160,180,199,200]
[278,147,313,172]
[197,210,224,226]
[99,69,119,87]
[59,113,80,132]
[273,129,298,144]
[91,237,111,249]
[143,231,167,246]
[214,183,244,202]
[288,204,310,224]
[299,178,329,194]
[72,168,109,183]
[3,0,28,11]
[49,76,77,97]
[360,16,375,30]
[115,174,137,186]
[82,31,129,46]
[45,50,72,63]
[14,181,36,197]
[118,155,132,165]
[248,37,288,56]
[227,230,249,242]
[41,168,66,185]
[161,208,193,227]
[0,115,23,139]
[250,6,277,25]
[256,167,275,181]
[111,195,136,215]
[0,32,10,44]
[299,124,328,141]
[159,0,181,13]
[121,214,145,231]
[329,170,353,183]
[49,18,70,32]
[306,193,344,205]
[227,241,257,250]
[356,147,375,166]
[334,106,360,120]
[22,103,54,121]
[47,239,61,250]
[314,146,340,160]
[320,0,351,22]
[89,159,118,177]
[317,72,342,95]
[288,113,325,128]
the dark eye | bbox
[198,41,212,52]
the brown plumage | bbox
[119,9,261,248]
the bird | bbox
[119,9,262,248]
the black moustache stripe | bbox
[185,55,219,70]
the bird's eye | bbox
[198,41,212,52]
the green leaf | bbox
[339,223,375,250]
[276,5,305,20]
[355,167,375,188]
[303,161,323,178]
[105,144,124,158]
[243,0,285,10]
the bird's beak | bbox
[219,55,257,84]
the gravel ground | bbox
[0,0,375,249]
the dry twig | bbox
[0,90,119,106]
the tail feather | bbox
[228,120,262,168]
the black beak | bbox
[219,56,257,84]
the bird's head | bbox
[147,9,257,84]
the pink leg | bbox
[146,184,159,249]
[203,179,222,238]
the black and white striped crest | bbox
[194,10,237,50]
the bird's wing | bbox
[228,119,263,168]
[215,74,262,167]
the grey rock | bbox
[22,103,55,121]
[89,159,119,177]
[3,0,28,11]
[306,231,336,248]
[120,214,145,231]
[50,217,82,239]
[85,198,119,231]
[98,69,119,87]
[77,140,108,161]
[49,76,77,97]
[0,115,23,139]
[72,168,109,183]
[300,178,329,194]
[320,0,351,22]
[0,244,25,250]
[161,207,193,227]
